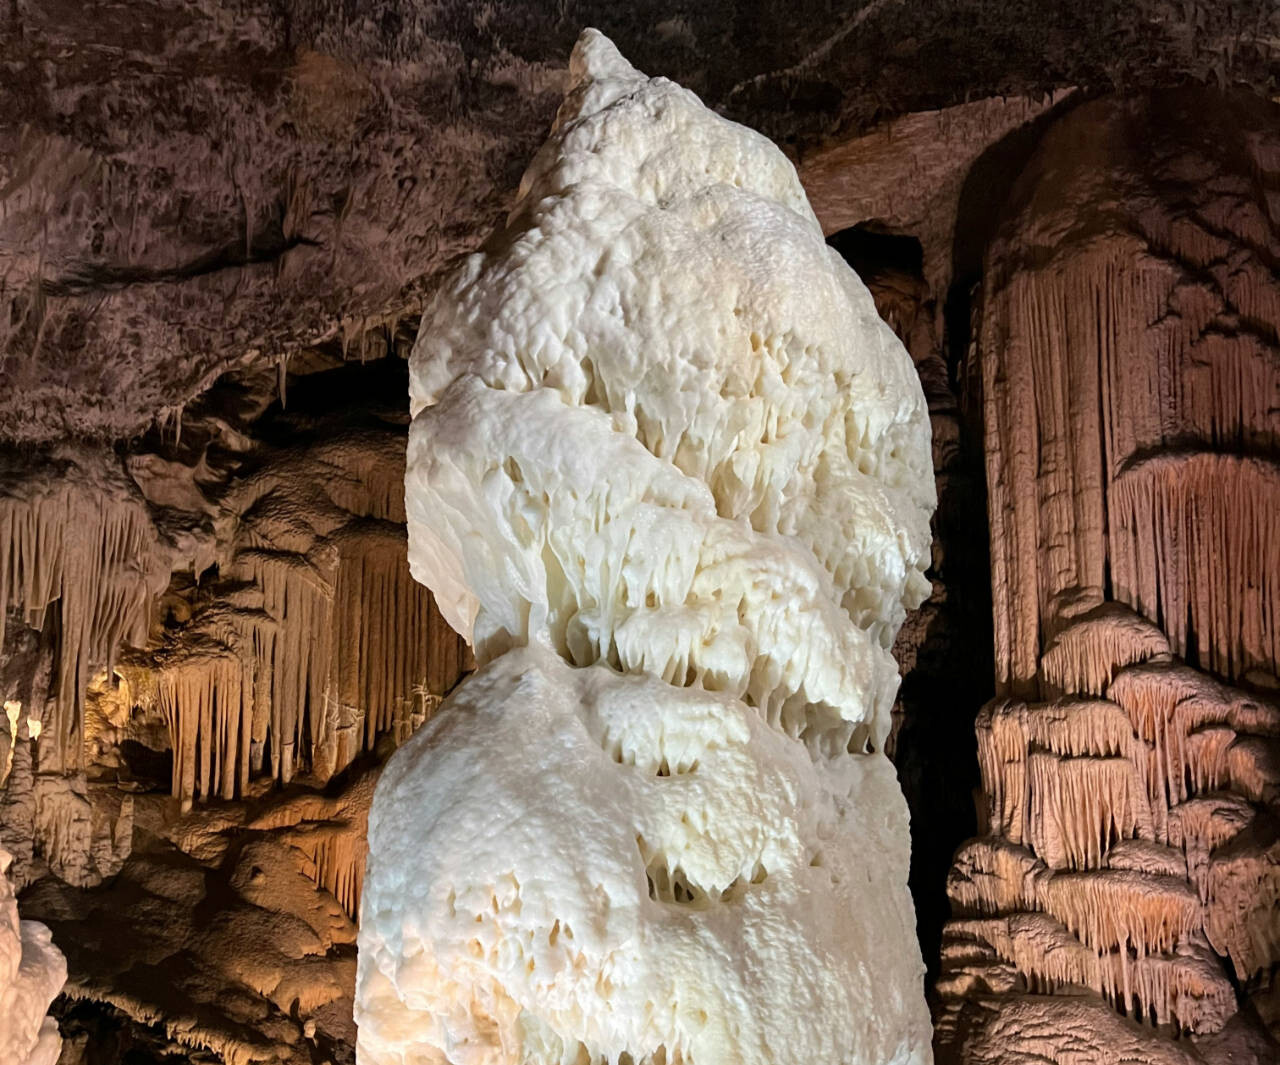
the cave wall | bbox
[0,349,472,1063]
[0,5,1278,1062]
[935,90,1280,1064]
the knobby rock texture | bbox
[1,846,64,1065]
[3,0,1277,443]
[359,32,934,1065]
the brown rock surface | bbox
[0,351,470,1057]
[21,765,379,1065]
[0,6,1279,1062]
[3,0,1276,444]
[938,89,1280,1062]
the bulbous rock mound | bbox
[1,848,65,1065]
[357,29,935,1065]
[360,648,926,1065]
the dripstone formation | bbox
[1,845,64,1065]
[356,31,936,1065]
[935,91,1280,1065]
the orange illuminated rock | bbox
[938,88,1280,1062]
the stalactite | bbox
[1027,752,1153,870]
[976,697,1149,857]
[329,523,438,761]
[154,538,454,807]
[953,613,1279,1039]
[147,434,467,808]
[246,768,378,921]
[1039,869,1201,957]
[948,838,1042,915]
[1166,795,1255,900]
[950,843,1204,960]
[1039,604,1171,697]
[235,548,334,788]
[0,463,164,771]
[1110,453,1280,683]
[948,915,1235,1033]
[296,827,366,919]
[983,220,1280,695]
[1203,816,1280,982]
[1105,661,1280,838]
[156,647,254,808]
[945,91,1280,1058]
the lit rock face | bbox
[936,91,1280,1063]
[1,847,64,1065]
[358,29,934,1065]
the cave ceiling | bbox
[3,0,1278,443]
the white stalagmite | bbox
[357,29,935,1065]
[1,848,65,1065]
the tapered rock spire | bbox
[357,29,936,1065]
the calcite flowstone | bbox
[1,847,65,1065]
[936,90,1280,1061]
[357,29,935,1065]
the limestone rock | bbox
[0,847,64,1065]
[19,767,378,1065]
[361,29,934,1065]
[938,90,1280,1062]
[361,645,926,1065]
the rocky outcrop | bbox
[3,0,1275,445]
[1,846,64,1065]
[20,767,380,1065]
[0,348,471,1056]
[937,90,1280,1062]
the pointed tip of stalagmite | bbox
[569,28,635,87]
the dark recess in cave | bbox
[829,221,995,986]
[828,225,925,281]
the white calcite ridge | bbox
[1,848,65,1065]
[357,28,935,1065]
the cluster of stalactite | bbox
[0,454,171,773]
[242,766,380,920]
[0,392,470,903]
[132,431,469,808]
[145,532,452,809]
[937,90,1280,1062]
[939,604,1277,1038]
[981,100,1280,701]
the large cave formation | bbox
[1,3,1279,1064]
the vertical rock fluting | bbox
[0,453,164,888]
[357,30,936,1065]
[937,91,1280,1062]
[142,431,462,809]
[0,453,169,774]
[0,361,470,893]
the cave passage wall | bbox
[934,90,1280,1065]
[0,3,1278,1064]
